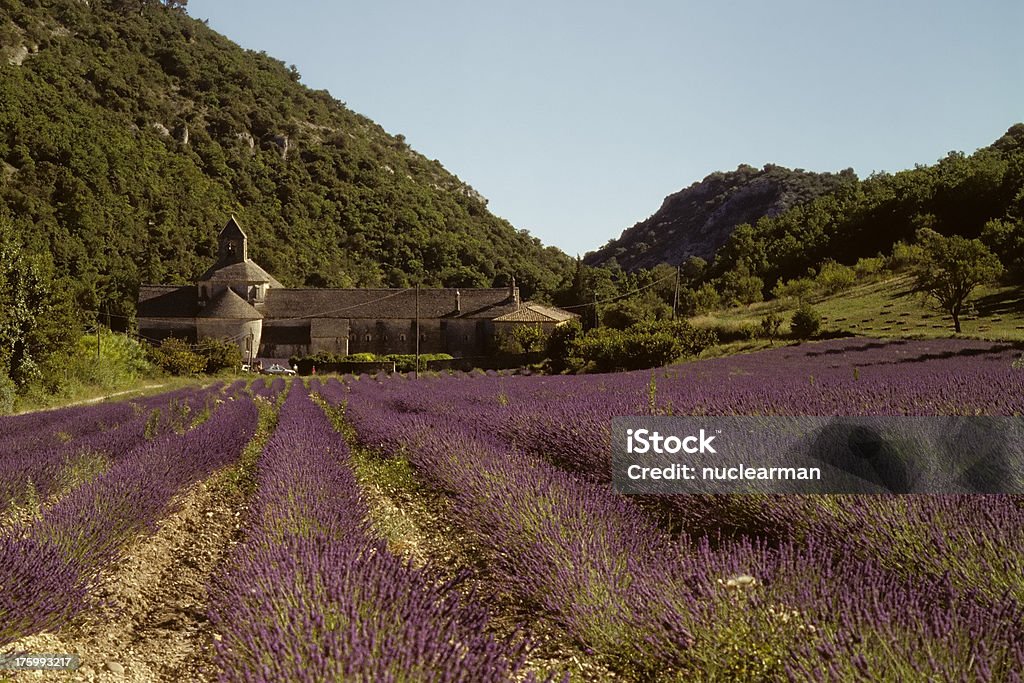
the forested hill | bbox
[0,0,573,322]
[707,125,1024,287]
[585,164,857,272]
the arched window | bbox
[364,334,372,342]
[399,334,406,342]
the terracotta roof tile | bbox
[494,303,579,323]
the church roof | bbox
[137,283,576,323]
[219,215,247,240]
[493,302,578,323]
[198,288,263,320]
[138,285,199,318]
[261,288,522,321]
[198,259,284,287]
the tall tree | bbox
[0,219,81,387]
[911,229,1004,333]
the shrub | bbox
[149,337,206,376]
[854,256,886,278]
[545,320,583,373]
[693,283,722,314]
[771,277,815,304]
[69,329,152,388]
[719,267,765,306]
[760,312,783,340]
[0,373,16,415]
[703,324,757,344]
[815,261,856,294]
[888,241,925,271]
[573,320,716,372]
[196,337,243,374]
[790,305,822,339]
[385,354,453,372]
[498,325,547,353]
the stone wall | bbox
[196,318,262,359]
[310,318,349,355]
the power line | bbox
[560,270,678,310]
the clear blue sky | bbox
[187,0,1023,257]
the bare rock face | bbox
[5,45,29,66]
[236,131,256,155]
[585,164,857,271]
[273,134,290,160]
[151,122,171,137]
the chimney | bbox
[455,289,461,313]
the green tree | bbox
[600,290,672,330]
[981,218,1024,278]
[815,260,856,294]
[692,283,722,314]
[196,337,243,373]
[498,325,547,354]
[149,337,206,376]
[544,319,582,373]
[760,312,783,342]
[0,221,80,388]
[772,277,816,304]
[790,304,821,339]
[719,266,764,306]
[911,229,1004,333]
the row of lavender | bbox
[329,338,1024,679]
[0,383,258,649]
[208,382,538,682]
[0,383,233,514]
[345,338,1024,604]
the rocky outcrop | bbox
[586,164,856,271]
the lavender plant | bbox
[209,383,536,682]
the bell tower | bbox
[217,215,248,266]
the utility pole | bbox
[415,283,420,378]
[248,330,254,371]
[673,265,680,319]
[593,292,599,329]
[95,324,101,360]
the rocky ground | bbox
[5,474,246,682]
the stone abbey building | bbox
[137,217,577,359]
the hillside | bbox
[0,0,573,322]
[585,164,857,271]
[707,125,1024,288]
[692,274,1024,345]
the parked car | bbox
[262,363,296,376]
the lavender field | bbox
[1,338,1023,681]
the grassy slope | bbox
[691,274,1024,343]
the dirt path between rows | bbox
[12,385,168,416]
[335,426,616,682]
[7,473,246,682]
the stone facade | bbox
[137,217,578,360]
